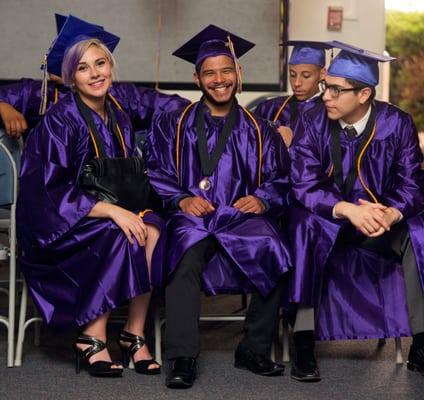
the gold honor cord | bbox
[107,93,124,112]
[115,124,127,158]
[107,93,127,157]
[241,106,263,186]
[327,123,378,203]
[176,102,195,183]
[54,87,59,104]
[357,123,378,203]
[88,122,126,159]
[87,95,127,159]
[88,128,100,158]
[138,209,153,218]
[176,103,262,187]
[273,95,293,123]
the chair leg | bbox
[282,317,290,363]
[395,337,403,364]
[7,234,16,367]
[14,280,28,367]
[154,303,162,365]
[33,308,41,346]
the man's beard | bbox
[199,79,237,107]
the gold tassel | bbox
[39,54,48,115]
[226,35,243,94]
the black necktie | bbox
[344,125,357,139]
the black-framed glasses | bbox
[319,81,361,98]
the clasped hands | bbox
[334,198,402,237]
[179,195,265,217]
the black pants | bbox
[165,236,283,359]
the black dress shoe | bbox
[290,349,321,382]
[407,345,424,376]
[234,344,284,376]
[166,357,196,389]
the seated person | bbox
[0,14,189,139]
[17,17,164,377]
[147,25,292,389]
[254,41,329,148]
[288,42,424,382]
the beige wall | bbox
[174,0,388,105]
[288,0,387,98]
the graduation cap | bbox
[327,40,396,86]
[39,14,119,115]
[283,40,334,67]
[45,14,119,77]
[173,24,255,93]
[54,13,103,35]
[173,24,255,69]
[55,13,67,34]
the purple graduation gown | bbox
[147,101,292,296]
[17,92,166,329]
[0,78,189,134]
[289,100,424,339]
[254,94,322,141]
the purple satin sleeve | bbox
[146,111,192,204]
[253,122,291,215]
[109,82,190,132]
[18,111,97,248]
[290,115,343,219]
[0,78,39,114]
[254,96,291,127]
[380,114,424,218]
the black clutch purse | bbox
[75,92,161,212]
[79,157,161,212]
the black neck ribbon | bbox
[195,99,238,177]
[74,92,124,158]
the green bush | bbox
[386,10,424,131]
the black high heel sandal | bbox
[74,334,123,377]
[118,330,161,375]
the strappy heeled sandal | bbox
[118,330,161,375]
[74,334,123,377]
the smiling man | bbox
[255,41,330,148]
[147,25,292,389]
[288,42,424,382]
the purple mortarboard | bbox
[284,40,334,67]
[327,40,395,86]
[54,13,103,35]
[55,14,67,34]
[39,14,119,115]
[172,24,255,71]
[46,14,119,77]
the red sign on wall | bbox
[327,6,343,31]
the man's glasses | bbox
[319,81,361,98]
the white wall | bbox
[288,0,387,97]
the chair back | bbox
[0,130,21,206]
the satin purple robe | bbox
[254,95,322,144]
[290,100,424,339]
[0,78,189,135]
[17,92,166,329]
[147,101,292,296]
